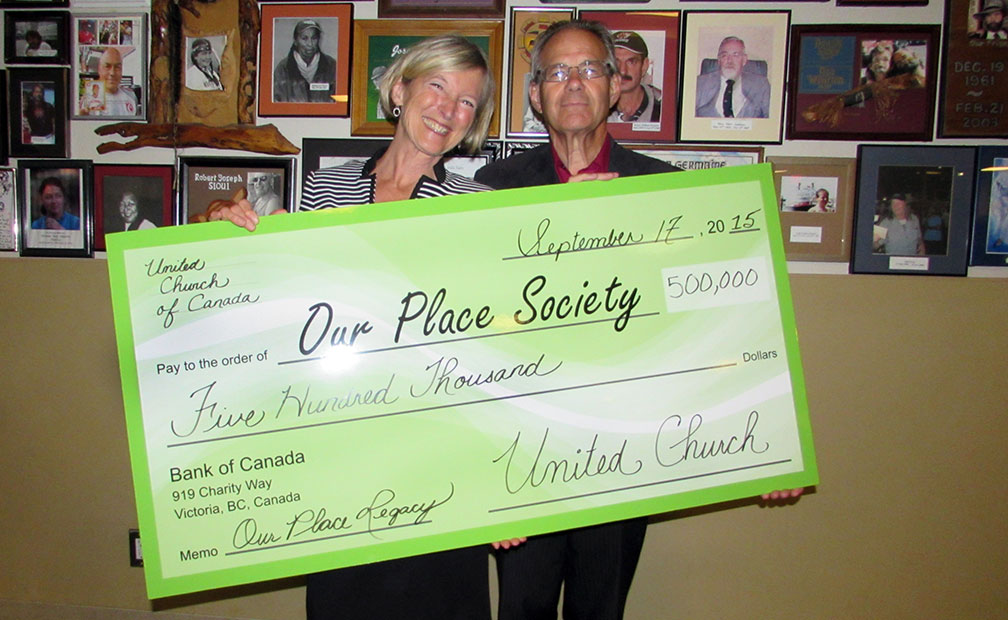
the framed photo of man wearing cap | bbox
[580,11,680,142]
[258,3,352,117]
[937,0,1008,138]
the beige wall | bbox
[2,259,1005,618]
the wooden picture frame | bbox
[3,10,69,65]
[851,145,975,276]
[258,3,352,118]
[506,7,575,139]
[71,14,147,120]
[787,24,941,142]
[93,164,174,252]
[626,144,763,169]
[7,67,69,158]
[17,158,92,258]
[970,146,1008,266]
[178,156,296,223]
[378,0,505,19]
[677,10,790,144]
[350,19,504,137]
[768,156,856,263]
[937,0,1008,138]
[579,10,680,143]
[0,167,17,252]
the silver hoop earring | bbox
[392,106,401,118]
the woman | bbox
[209,35,521,619]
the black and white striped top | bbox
[300,148,490,211]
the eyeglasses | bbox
[538,60,610,83]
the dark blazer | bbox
[474,140,676,190]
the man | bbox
[246,172,281,216]
[31,177,79,230]
[807,188,833,213]
[970,0,1007,39]
[273,19,338,103]
[874,193,924,256]
[23,30,54,57]
[608,30,661,124]
[114,192,155,231]
[80,47,138,116]
[695,36,770,119]
[475,20,675,620]
[187,38,224,91]
[24,84,56,142]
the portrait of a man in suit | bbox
[695,36,770,119]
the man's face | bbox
[41,184,65,219]
[891,198,909,219]
[614,47,649,94]
[26,33,41,50]
[869,48,891,78]
[119,193,138,222]
[529,28,620,137]
[294,28,320,63]
[717,39,748,81]
[984,10,1004,30]
[98,48,123,92]
[194,46,213,70]
[815,190,829,209]
[31,85,44,101]
[247,173,270,200]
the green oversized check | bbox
[107,163,817,598]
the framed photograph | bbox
[71,14,146,120]
[0,168,17,252]
[443,141,501,179]
[768,156,856,262]
[258,3,352,118]
[677,11,790,144]
[937,0,1008,138]
[0,70,8,166]
[301,138,391,186]
[6,67,69,158]
[3,10,69,65]
[851,145,976,276]
[17,159,92,258]
[178,156,296,223]
[579,10,680,143]
[626,144,763,169]
[504,141,547,159]
[93,165,173,252]
[350,19,504,137]
[506,7,575,139]
[378,0,504,19]
[970,146,1008,266]
[787,25,941,142]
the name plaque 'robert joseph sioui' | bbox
[107,163,818,598]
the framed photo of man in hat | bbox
[937,0,1008,137]
[579,10,680,143]
[258,3,352,117]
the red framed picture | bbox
[93,164,174,251]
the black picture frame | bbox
[17,158,93,258]
[301,138,390,188]
[851,145,976,276]
[0,70,8,166]
[0,1,69,7]
[178,156,296,223]
[3,10,70,65]
[6,67,69,158]
[970,146,1008,267]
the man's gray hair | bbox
[529,20,617,85]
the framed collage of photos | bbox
[350,19,504,137]
[768,156,856,262]
[506,7,575,139]
[178,156,296,223]
[787,24,941,142]
[258,2,352,118]
[677,10,790,144]
[6,67,68,158]
[71,14,146,120]
[17,158,92,258]
[3,10,69,65]
[851,145,976,276]
[93,164,174,252]
[580,10,680,143]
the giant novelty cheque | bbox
[107,163,818,598]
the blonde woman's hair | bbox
[378,34,495,153]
